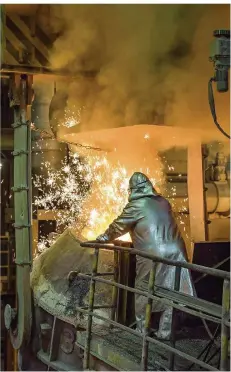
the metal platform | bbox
[76,327,221,371]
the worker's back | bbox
[96,171,195,334]
[130,194,187,260]
[127,171,188,261]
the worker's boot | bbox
[155,307,173,341]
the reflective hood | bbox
[128,172,159,202]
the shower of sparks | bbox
[63,106,85,128]
[33,149,190,251]
[33,154,90,229]
[33,151,165,248]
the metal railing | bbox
[78,242,230,371]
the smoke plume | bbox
[45,4,230,135]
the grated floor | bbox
[77,326,222,371]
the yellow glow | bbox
[34,137,190,249]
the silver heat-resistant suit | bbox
[96,172,195,340]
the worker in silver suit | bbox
[96,172,195,340]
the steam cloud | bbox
[44,4,230,135]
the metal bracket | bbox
[12,150,29,156]
[12,185,29,192]
[13,223,31,229]
[14,260,32,266]
[12,121,30,129]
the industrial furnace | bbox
[0,3,230,372]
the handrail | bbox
[77,273,226,324]
[81,242,230,280]
[79,242,230,371]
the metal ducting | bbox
[31,82,68,177]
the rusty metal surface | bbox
[31,229,115,329]
[141,261,156,370]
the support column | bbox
[187,142,208,244]
[4,74,33,350]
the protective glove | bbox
[96,233,110,242]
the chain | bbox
[30,123,107,153]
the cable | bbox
[30,123,107,153]
[208,78,230,140]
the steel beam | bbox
[187,142,208,242]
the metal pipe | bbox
[81,305,115,310]
[110,250,119,325]
[83,248,99,370]
[169,266,181,370]
[220,279,230,371]
[48,316,57,369]
[194,257,230,284]
[206,181,230,214]
[141,262,156,371]
[4,74,32,350]
[202,145,209,240]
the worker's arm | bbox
[96,202,139,242]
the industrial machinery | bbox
[209,29,230,139]
[0,4,230,372]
